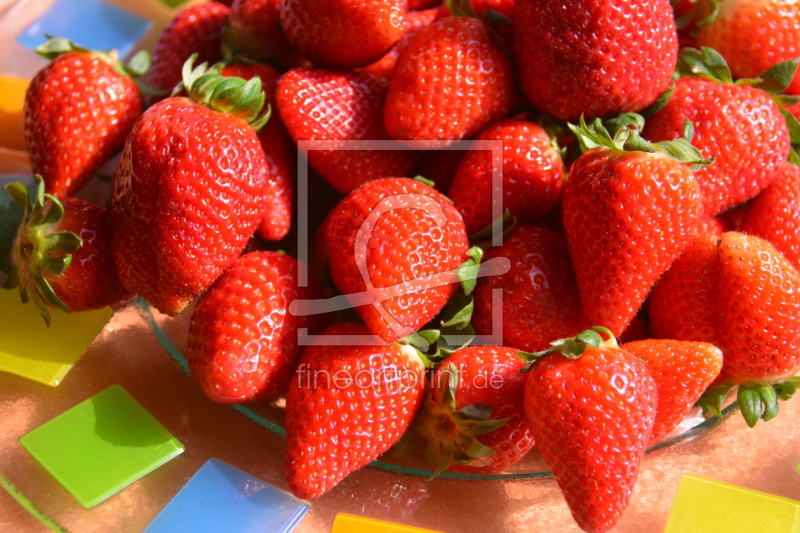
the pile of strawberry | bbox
[3,0,800,531]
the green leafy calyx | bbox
[2,177,82,326]
[416,363,507,479]
[696,377,800,427]
[519,326,618,372]
[35,35,150,79]
[180,55,271,131]
[568,114,714,171]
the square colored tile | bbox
[19,385,184,508]
[0,287,113,387]
[144,459,309,533]
[664,473,800,533]
[15,0,152,56]
[156,0,191,8]
[331,514,443,533]
[0,76,28,151]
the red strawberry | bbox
[417,345,535,475]
[696,0,800,95]
[621,339,723,445]
[649,231,800,426]
[280,0,407,69]
[276,68,417,193]
[642,48,791,216]
[284,322,426,499]
[357,8,439,81]
[563,117,706,336]
[448,117,565,235]
[23,38,144,198]
[143,2,229,99]
[523,327,658,533]
[472,226,591,352]
[187,252,327,403]
[221,60,294,241]
[111,60,270,316]
[384,15,517,146]
[513,0,677,121]
[3,179,129,324]
[740,161,800,269]
[226,0,299,68]
[324,177,469,343]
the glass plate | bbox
[142,298,740,481]
[4,299,800,533]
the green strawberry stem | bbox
[519,326,618,372]
[416,363,508,479]
[180,55,271,131]
[678,46,800,96]
[568,114,714,171]
[401,247,485,361]
[467,209,517,249]
[677,44,800,161]
[698,377,800,427]
[36,35,151,79]
[2,177,82,326]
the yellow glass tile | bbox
[0,289,113,386]
[664,473,800,533]
[0,74,28,152]
[331,513,443,533]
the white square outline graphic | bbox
[293,139,506,347]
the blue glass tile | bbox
[16,0,151,56]
[144,459,310,533]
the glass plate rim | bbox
[137,297,739,481]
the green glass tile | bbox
[19,385,184,509]
[157,0,190,7]
[0,289,113,386]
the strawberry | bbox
[642,48,791,216]
[276,68,417,193]
[384,15,517,146]
[357,8,439,81]
[23,38,145,198]
[472,226,591,352]
[3,179,129,325]
[187,251,327,403]
[522,327,658,533]
[280,0,407,69]
[226,0,299,68]
[143,2,229,100]
[221,60,294,241]
[323,177,469,343]
[284,322,426,499]
[417,345,534,476]
[111,59,270,316]
[621,339,723,445]
[563,116,707,336]
[740,161,800,269]
[513,0,677,121]
[696,0,800,95]
[649,231,800,426]
[448,117,565,236]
